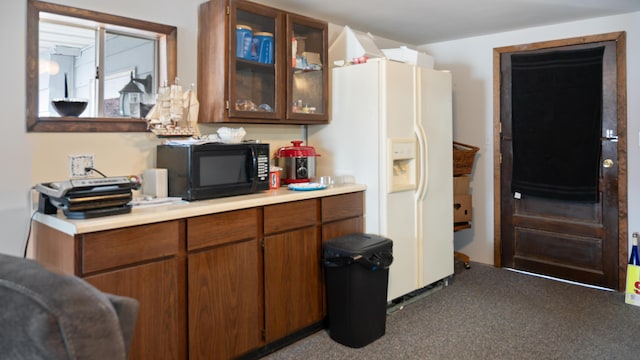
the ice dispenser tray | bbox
[388,138,416,192]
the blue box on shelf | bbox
[253,32,273,64]
[236,25,253,59]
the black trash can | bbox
[323,233,393,348]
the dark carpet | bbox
[264,262,640,359]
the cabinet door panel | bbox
[322,216,364,242]
[286,13,328,123]
[229,1,283,121]
[189,239,262,359]
[85,258,184,360]
[264,226,322,342]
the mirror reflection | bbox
[39,14,159,118]
[27,0,177,132]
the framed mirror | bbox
[27,0,177,132]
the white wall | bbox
[419,12,640,265]
[0,0,302,256]
[1,0,31,256]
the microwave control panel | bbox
[258,153,269,181]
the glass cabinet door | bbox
[286,14,328,123]
[229,2,283,120]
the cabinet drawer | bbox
[321,192,364,223]
[264,199,318,234]
[187,208,258,251]
[81,221,181,274]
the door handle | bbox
[603,159,614,168]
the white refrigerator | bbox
[309,58,453,301]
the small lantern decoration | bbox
[119,72,152,117]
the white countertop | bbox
[33,184,366,235]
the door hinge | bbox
[499,122,502,134]
[226,5,230,15]
[261,328,266,341]
[225,100,229,110]
[95,66,100,79]
[260,238,265,249]
[500,153,502,164]
[602,129,618,142]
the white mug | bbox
[143,168,168,198]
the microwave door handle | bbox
[248,147,258,187]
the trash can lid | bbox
[323,233,392,257]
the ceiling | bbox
[257,0,640,44]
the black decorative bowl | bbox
[51,98,88,117]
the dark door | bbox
[499,39,622,289]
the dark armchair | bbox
[0,253,139,359]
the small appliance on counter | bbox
[35,176,140,219]
[275,141,320,184]
[157,142,270,201]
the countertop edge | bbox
[33,184,366,235]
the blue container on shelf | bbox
[236,25,253,59]
[254,32,274,64]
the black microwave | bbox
[157,142,270,201]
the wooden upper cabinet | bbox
[197,0,327,124]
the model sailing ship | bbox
[146,78,199,137]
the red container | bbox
[275,141,320,184]
[269,166,282,189]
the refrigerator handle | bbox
[415,125,428,201]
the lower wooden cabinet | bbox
[84,258,185,360]
[263,198,322,343]
[186,208,263,359]
[188,238,262,359]
[32,220,188,360]
[264,226,323,342]
[33,191,365,360]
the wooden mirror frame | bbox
[27,0,177,132]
